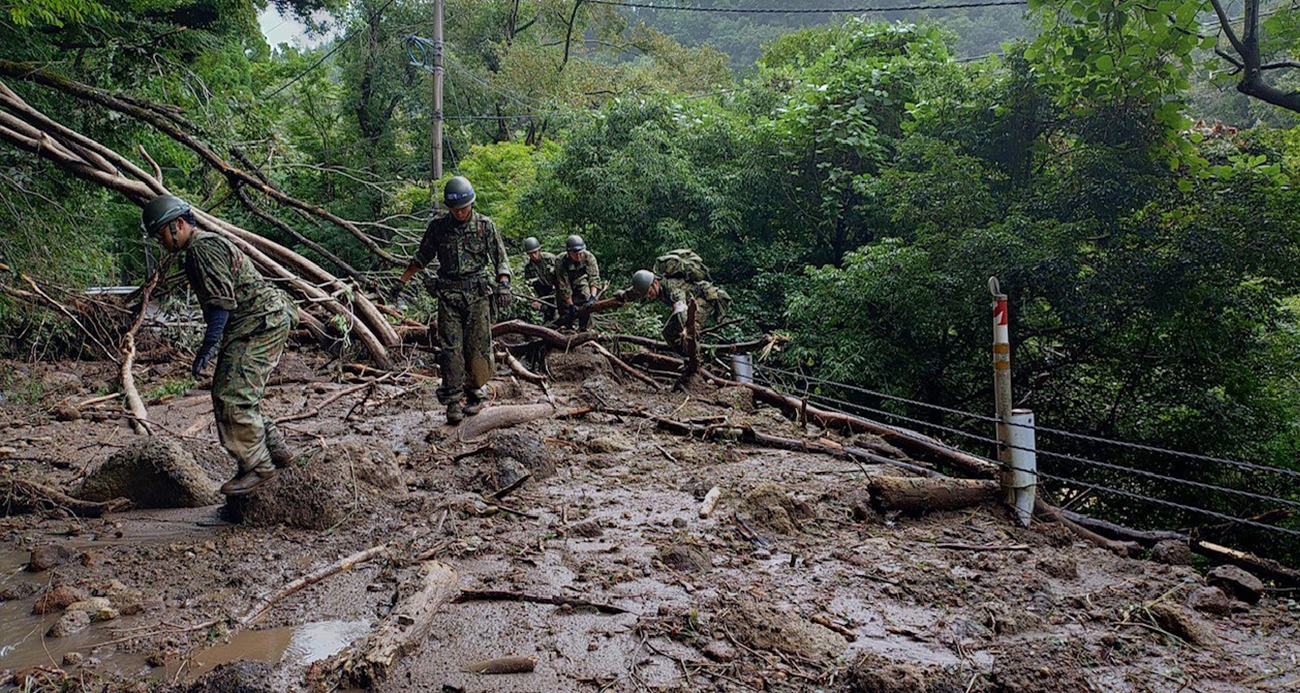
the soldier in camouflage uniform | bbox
[554,234,600,330]
[522,237,557,323]
[395,176,511,424]
[627,262,730,362]
[141,195,298,496]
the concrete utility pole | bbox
[431,0,445,186]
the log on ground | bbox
[868,475,999,515]
[336,560,458,687]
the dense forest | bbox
[2,0,1299,551]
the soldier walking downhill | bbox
[394,176,511,424]
[555,234,600,330]
[522,237,558,324]
[141,195,298,496]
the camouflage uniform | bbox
[524,251,558,323]
[655,277,729,356]
[182,230,296,475]
[555,251,601,330]
[413,210,510,406]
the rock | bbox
[587,434,632,454]
[1207,565,1263,604]
[844,489,876,522]
[226,440,403,530]
[702,639,738,662]
[54,403,81,421]
[1148,602,1215,645]
[566,519,604,538]
[723,598,848,661]
[62,651,84,666]
[660,545,711,573]
[489,456,529,491]
[1037,555,1078,580]
[1150,540,1193,566]
[1187,586,1232,616]
[100,580,146,615]
[490,431,558,479]
[753,549,772,560]
[739,483,814,534]
[92,607,120,622]
[33,585,88,614]
[46,609,90,637]
[713,386,754,413]
[184,660,277,693]
[27,544,74,572]
[78,437,222,508]
[980,600,1044,635]
[65,597,112,614]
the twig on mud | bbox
[277,374,393,424]
[934,542,1031,552]
[454,589,634,615]
[490,472,532,501]
[240,544,388,627]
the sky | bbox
[258,7,336,49]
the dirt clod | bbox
[739,482,814,534]
[713,386,754,412]
[660,544,711,572]
[489,430,558,479]
[724,598,848,661]
[566,519,603,538]
[1150,540,1192,565]
[33,584,88,614]
[184,660,277,693]
[1187,586,1232,616]
[1149,602,1215,645]
[1036,554,1078,580]
[1207,565,1263,604]
[988,640,1092,693]
[547,352,609,382]
[226,441,402,530]
[78,437,222,508]
[27,543,74,571]
[843,653,962,693]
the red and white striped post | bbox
[990,277,1035,526]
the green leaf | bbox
[1094,54,1115,73]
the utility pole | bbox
[431,0,445,188]
[989,276,1035,527]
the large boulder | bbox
[226,440,403,530]
[77,437,222,508]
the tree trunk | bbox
[336,561,459,687]
[868,476,1000,514]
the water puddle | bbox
[182,619,371,680]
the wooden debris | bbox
[1,478,129,518]
[337,561,459,687]
[454,403,556,442]
[868,476,1000,515]
[699,486,722,519]
[240,545,388,627]
[454,589,633,615]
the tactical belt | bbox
[436,275,489,291]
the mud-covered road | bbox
[2,350,1299,692]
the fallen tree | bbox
[0,79,396,368]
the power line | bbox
[588,0,1028,13]
[263,0,402,99]
[755,363,1300,481]
[768,375,1300,538]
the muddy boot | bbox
[269,446,296,468]
[266,423,295,468]
[220,469,277,496]
[446,402,465,425]
[463,398,484,417]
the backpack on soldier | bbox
[653,249,709,282]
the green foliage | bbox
[450,141,557,238]
[5,0,110,26]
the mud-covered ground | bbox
[2,349,1299,692]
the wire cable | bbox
[263,0,402,99]
[758,373,1300,516]
[588,0,1028,13]
[754,362,1300,480]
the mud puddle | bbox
[0,550,151,679]
[180,619,371,681]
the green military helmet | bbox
[443,176,476,209]
[631,269,656,297]
[566,234,586,253]
[141,194,191,235]
[523,237,542,252]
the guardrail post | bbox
[1007,409,1037,526]
[990,277,1032,526]
[730,354,754,384]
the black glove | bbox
[583,295,595,309]
[192,306,229,377]
[496,282,512,311]
[566,304,578,318]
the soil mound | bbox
[739,482,814,534]
[723,598,847,661]
[226,440,403,530]
[986,640,1092,693]
[184,660,276,693]
[490,430,559,479]
[547,351,609,382]
[77,437,222,508]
